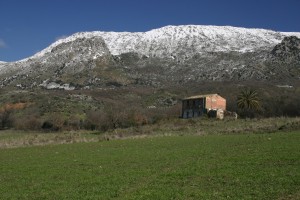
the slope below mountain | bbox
[0,36,124,89]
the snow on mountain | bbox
[282,32,300,38]
[21,25,300,62]
[0,61,6,70]
[1,25,300,89]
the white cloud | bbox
[0,39,6,48]
[55,35,68,42]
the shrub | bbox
[0,109,13,129]
[64,115,82,131]
[42,113,65,131]
[84,110,104,130]
[14,116,42,131]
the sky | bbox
[0,0,300,62]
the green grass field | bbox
[0,131,299,199]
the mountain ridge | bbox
[0,25,300,89]
[10,25,300,63]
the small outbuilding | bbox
[181,94,226,119]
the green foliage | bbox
[237,88,260,110]
[0,80,300,132]
[0,132,299,199]
[237,88,261,118]
[0,109,12,129]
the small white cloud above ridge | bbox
[55,35,68,42]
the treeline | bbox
[1,97,300,132]
[0,103,181,131]
[1,81,300,132]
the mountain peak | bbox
[1,25,300,89]
[23,25,299,62]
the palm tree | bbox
[237,89,260,111]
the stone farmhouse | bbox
[182,94,226,119]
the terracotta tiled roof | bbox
[183,94,219,100]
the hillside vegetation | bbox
[0,81,300,132]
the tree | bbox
[237,89,261,118]
[0,109,12,129]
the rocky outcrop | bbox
[271,36,300,63]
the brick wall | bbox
[205,95,226,111]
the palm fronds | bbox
[237,89,260,110]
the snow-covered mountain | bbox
[1,25,300,89]
[0,61,6,70]
[0,61,6,66]
[23,25,300,62]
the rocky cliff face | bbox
[0,25,300,89]
[271,36,300,62]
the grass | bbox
[0,117,299,149]
[0,131,299,199]
[0,130,104,149]
[105,117,300,139]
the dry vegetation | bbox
[0,81,300,134]
[1,117,299,149]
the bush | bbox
[84,105,169,131]
[0,110,13,129]
[14,116,42,131]
[64,115,82,131]
[84,110,105,130]
[42,113,65,131]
